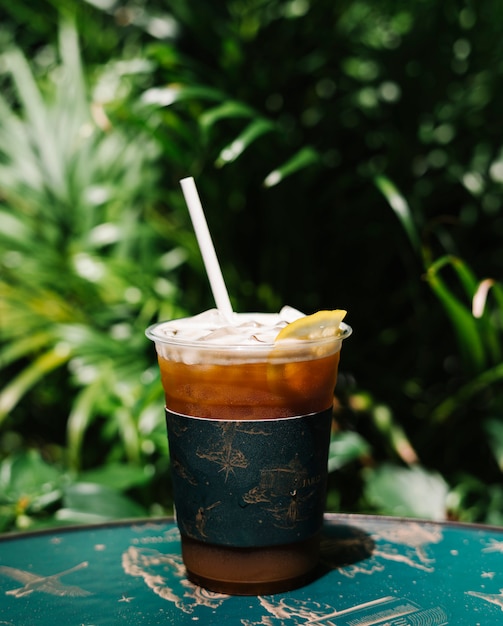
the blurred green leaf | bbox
[263,147,321,187]
[371,404,419,465]
[216,118,276,166]
[447,477,503,525]
[374,176,421,254]
[485,418,503,472]
[0,347,72,425]
[66,381,104,471]
[364,464,449,520]
[473,279,503,364]
[58,482,147,523]
[79,463,151,491]
[426,256,487,373]
[432,363,503,422]
[3,49,66,195]
[0,450,62,504]
[141,84,225,107]
[328,431,371,472]
[0,331,55,368]
[200,100,256,130]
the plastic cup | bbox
[146,313,351,595]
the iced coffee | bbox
[146,306,351,595]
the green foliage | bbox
[57,482,147,525]
[0,450,63,531]
[328,431,371,473]
[0,16,190,527]
[1,0,503,530]
[363,464,449,521]
[0,450,149,531]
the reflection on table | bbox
[1,513,503,625]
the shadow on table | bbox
[318,521,375,573]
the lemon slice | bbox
[275,309,347,342]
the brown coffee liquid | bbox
[181,534,321,595]
[159,351,340,418]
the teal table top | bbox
[1,514,503,625]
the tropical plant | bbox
[0,18,195,528]
[374,177,503,522]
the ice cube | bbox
[278,306,304,323]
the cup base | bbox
[181,533,320,596]
[186,567,318,596]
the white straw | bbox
[180,177,234,320]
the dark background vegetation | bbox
[1,0,503,531]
